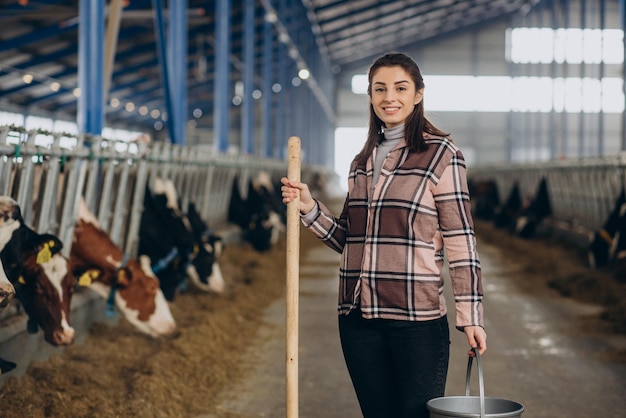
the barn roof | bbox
[0,0,527,132]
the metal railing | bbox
[468,153,626,234]
[0,125,319,324]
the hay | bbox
[0,228,319,418]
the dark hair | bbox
[354,52,449,166]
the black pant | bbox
[338,309,450,418]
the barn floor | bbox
[0,205,625,417]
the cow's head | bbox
[0,257,14,309]
[187,235,224,294]
[0,196,20,307]
[117,257,177,338]
[72,213,177,338]
[18,234,76,346]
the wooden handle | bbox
[286,136,301,418]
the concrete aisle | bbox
[203,236,626,418]
[203,243,360,418]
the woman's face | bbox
[370,66,423,128]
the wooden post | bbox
[286,136,301,418]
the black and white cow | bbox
[0,197,18,375]
[493,181,523,231]
[468,178,501,221]
[515,177,552,238]
[139,179,194,302]
[184,202,224,294]
[139,178,224,301]
[588,188,625,269]
[611,202,626,282]
[228,172,285,252]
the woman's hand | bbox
[280,177,316,214]
[464,326,487,356]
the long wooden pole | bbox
[286,136,301,418]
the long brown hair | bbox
[354,52,449,166]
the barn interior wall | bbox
[335,3,624,167]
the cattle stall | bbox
[468,154,626,241]
[0,124,327,381]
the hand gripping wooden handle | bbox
[286,136,301,418]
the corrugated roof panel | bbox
[0,0,526,132]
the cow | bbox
[138,178,224,300]
[515,177,552,238]
[0,196,76,347]
[0,197,18,375]
[493,181,523,231]
[184,201,225,294]
[468,178,500,221]
[0,197,17,308]
[71,198,177,338]
[588,188,625,269]
[608,196,626,282]
[138,179,194,301]
[228,172,285,252]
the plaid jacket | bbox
[303,136,484,329]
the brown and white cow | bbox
[0,196,76,347]
[70,198,177,338]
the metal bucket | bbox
[427,348,524,418]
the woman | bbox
[281,52,486,418]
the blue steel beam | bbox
[276,0,287,159]
[242,0,255,154]
[168,0,188,145]
[621,0,626,150]
[562,0,571,157]
[579,0,586,157]
[152,0,176,143]
[599,0,606,155]
[214,0,231,153]
[262,10,274,158]
[77,0,105,135]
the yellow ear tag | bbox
[36,243,52,264]
[78,272,92,286]
[117,269,126,283]
[18,276,26,284]
[193,244,199,255]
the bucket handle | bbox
[465,347,486,418]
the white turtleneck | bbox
[372,124,404,186]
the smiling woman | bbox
[281,52,486,418]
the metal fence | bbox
[468,153,626,235]
[0,125,320,325]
